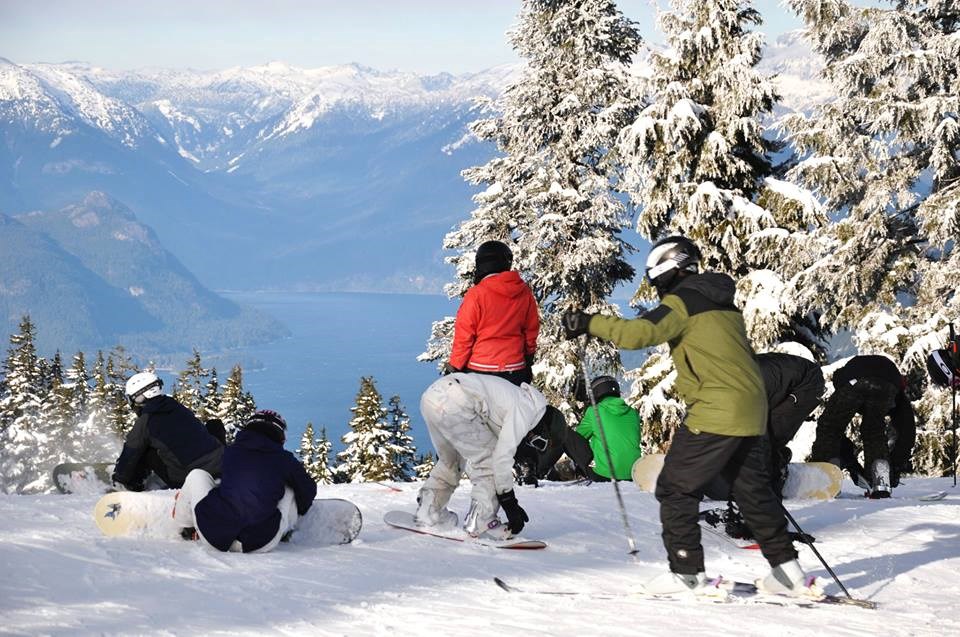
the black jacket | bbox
[833,355,903,389]
[113,395,223,488]
[194,428,317,552]
[757,353,825,409]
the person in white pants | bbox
[417,373,547,540]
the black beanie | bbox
[473,240,513,284]
[244,409,287,444]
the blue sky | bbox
[1,0,803,73]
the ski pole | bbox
[951,324,958,488]
[579,336,639,557]
[780,503,852,599]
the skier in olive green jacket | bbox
[574,376,641,481]
[561,236,806,597]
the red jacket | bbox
[450,271,539,373]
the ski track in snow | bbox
[1,478,959,636]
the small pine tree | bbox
[386,395,417,482]
[335,376,395,483]
[413,452,436,480]
[298,422,334,485]
[201,368,220,423]
[174,349,208,414]
[217,364,256,443]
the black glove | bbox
[441,362,459,376]
[497,489,529,534]
[561,310,594,340]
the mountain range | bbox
[0,31,825,353]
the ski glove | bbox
[561,310,594,340]
[441,362,460,376]
[497,489,528,534]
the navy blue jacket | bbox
[114,396,223,488]
[194,428,317,552]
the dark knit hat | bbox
[473,240,513,284]
[244,409,287,444]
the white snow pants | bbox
[419,377,500,529]
[173,468,300,553]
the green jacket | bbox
[588,273,767,437]
[577,396,641,480]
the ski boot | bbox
[867,459,892,499]
[642,571,714,595]
[755,559,819,596]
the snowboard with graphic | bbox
[53,462,115,495]
[383,510,546,549]
[631,453,843,500]
[94,491,362,546]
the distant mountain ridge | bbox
[4,192,286,356]
[1,37,825,303]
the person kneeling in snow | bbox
[173,410,317,552]
[417,373,548,540]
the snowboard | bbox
[53,462,115,495]
[383,510,547,549]
[94,492,363,547]
[631,453,843,500]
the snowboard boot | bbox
[415,488,458,529]
[868,459,891,499]
[642,571,713,596]
[463,499,510,539]
[755,559,817,596]
[180,527,199,541]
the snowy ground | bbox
[1,476,959,636]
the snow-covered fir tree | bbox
[298,422,334,485]
[423,0,643,408]
[216,364,256,443]
[335,376,396,483]
[0,316,47,493]
[414,451,436,480]
[201,368,220,423]
[173,349,208,415]
[65,352,90,420]
[615,0,827,450]
[386,395,417,481]
[786,0,960,473]
[105,348,135,436]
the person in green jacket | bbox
[561,235,806,597]
[574,375,641,481]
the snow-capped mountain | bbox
[758,30,831,115]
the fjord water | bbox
[222,291,456,453]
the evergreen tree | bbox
[66,351,90,420]
[217,364,256,443]
[414,451,436,480]
[786,0,960,474]
[386,395,417,481]
[298,422,334,485]
[423,0,643,406]
[0,316,47,493]
[105,349,135,436]
[201,368,221,423]
[87,351,110,429]
[174,349,208,414]
[335,376,395,482]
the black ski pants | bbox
[655,425,797,574]
[810,380,898,473]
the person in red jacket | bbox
[446,240,539,386]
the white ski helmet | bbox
[645,235,701,294]
[125,371,163,407]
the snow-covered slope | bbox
[1,477,957,635]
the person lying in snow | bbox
[172,409,317,552]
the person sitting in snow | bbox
[113,371,224,491]
[561,235,806,596]
[443,240,539,386]
[416,372,548,540]
[809,355,916,498]
[172,409,317,552]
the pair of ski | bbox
[493,576,878,610]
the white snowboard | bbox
[383,510,546,549]
[631,453,843,500]
[94,492,362,546]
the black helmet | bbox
[590,375,621,402]
[645,235,700,295]
[927,349,958,387]
[474,240,513,284]
[243,409,288,444]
